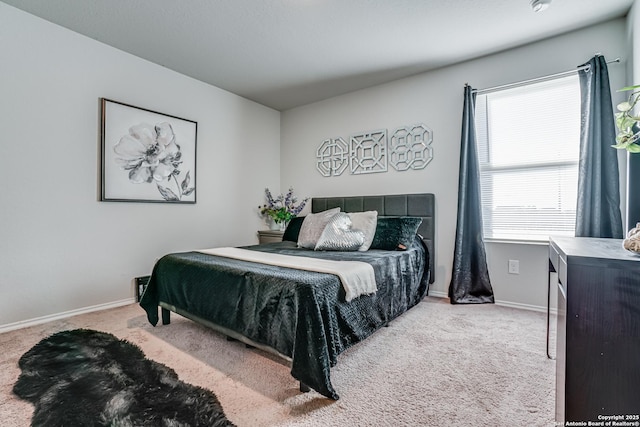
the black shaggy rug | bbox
[13,329,235,427]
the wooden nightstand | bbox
[257,230,284,244]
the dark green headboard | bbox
[311,193,435,283]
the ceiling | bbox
[2,0,634,110]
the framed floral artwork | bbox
[100,98,197,203]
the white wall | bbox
[0,4,281,328]
[281,18,628,310]
[0,6,630,330]
[626,2,640,231]
[631,1,640,90]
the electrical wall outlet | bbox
[135,275,151,301]
[508,259,520,274]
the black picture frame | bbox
[100,98,197,203]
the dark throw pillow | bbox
[370,217,423,250]
[282,216,306,242]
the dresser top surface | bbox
[550,236,640,264]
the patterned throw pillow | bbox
[297,208,341,249]
[315,213,366,251]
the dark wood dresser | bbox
[549,236,640,424]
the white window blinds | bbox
[475,75,581,241]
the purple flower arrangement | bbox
[259,187,309,224]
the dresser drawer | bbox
[550,239,567,286]
[549,242,560,272]
[558,255,567,288]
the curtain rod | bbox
[472,57,621,95]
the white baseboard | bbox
[428,290,555,314]
[428,290,448,299]
[1,291,556,334]
[0,298,136,334]
[494,299,555,314]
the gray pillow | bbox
[348,211,378,251]
[315,213,365,251]
[297,208,341,249]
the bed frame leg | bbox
[299,382,310,393]
[161,308,171,325]
[225,336,254,349]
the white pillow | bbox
[348,211,378,251]
[297,208,341,249]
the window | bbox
[475,75,581,241]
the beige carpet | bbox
[0,297,555,426]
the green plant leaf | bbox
[617,101,632,112]
[615,112,637,130]
[612,141,629,149]
[618,85,640,92]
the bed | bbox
[140,193,435,399]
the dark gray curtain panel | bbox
[449,85,494,304]
[576,55,623,238]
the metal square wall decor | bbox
[389,124,433,171]
[316,122,433,177]
[316,137,349,177]
[349,130,387,175]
